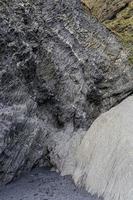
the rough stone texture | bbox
[82,0,133,64]
[104,1,133,64]
[82,0,132,21]
[0,0,133,185]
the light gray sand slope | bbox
[0,168,102,200]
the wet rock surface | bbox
[0,0,133,184]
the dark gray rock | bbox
[0,0,133,184]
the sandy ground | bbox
[0,168,102,200]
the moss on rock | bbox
[104,2,133,64]
[82,0,132,21]
[82,0,133,64]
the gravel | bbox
[0,168,102,200]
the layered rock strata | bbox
[0,0,133,186]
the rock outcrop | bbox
[0,0,133,186]
[73,95,133,200]
[82,0,132,21]
[82,0,133,64]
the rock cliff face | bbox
[82,0,132,21]
[0,0,133,184]
[82,0,133,63]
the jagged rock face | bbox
[82,0,132,21]
[0,0,133,184]
[82,0,133,64]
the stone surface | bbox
[0,0,133,184]
[73,95,133,200]
[82,0,133,64]
[104,1,133,65]
[82,0,132,21]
